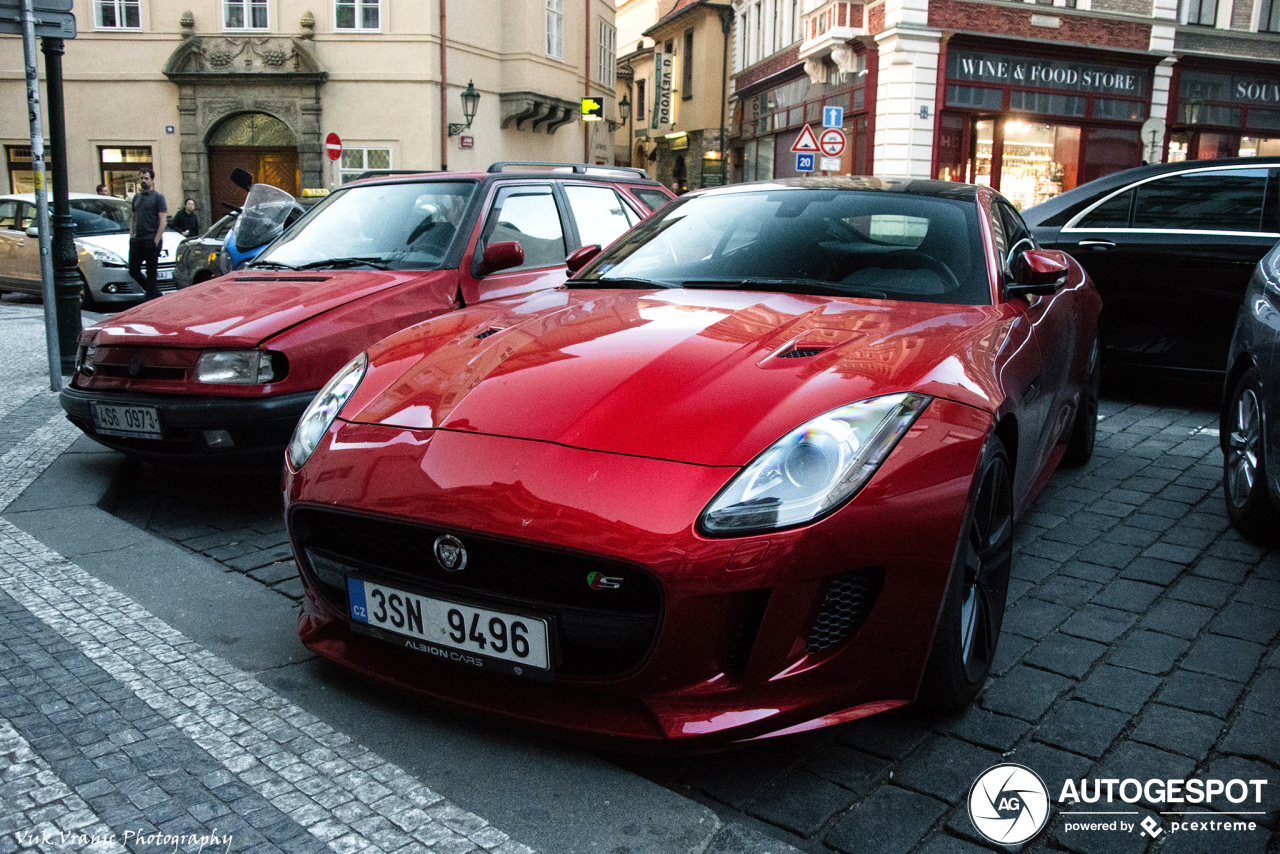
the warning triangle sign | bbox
[791,124,820,153]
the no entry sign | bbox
[325,133,342,161]
[819,128,846,157]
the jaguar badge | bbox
[433,534,468,572]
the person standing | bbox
[96,184,110,196]
[128,168,167,300]
[170,198,199,238]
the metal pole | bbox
[42,36,80,375]
[20,0,60,391]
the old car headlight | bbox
[700,393,931,536]
[75,345,96,376]
[195,350,282,384]
[84,245,126,266]
[287,352,368,470]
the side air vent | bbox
[475,327,504,340]
[778,346,829,359]
[806,568,884,655]
[231,276,332,283]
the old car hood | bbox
[347,288,1011,467]
[86,270,446,349]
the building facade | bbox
[1,0,623,227]
[728,0,1280,206]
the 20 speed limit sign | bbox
[819,128,846,157]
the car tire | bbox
[1223,368,1277,538]
[919,434,1013,712]
[1061,335,1100,467]
[78,273,99,312]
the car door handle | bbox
[1075,240,1115,250]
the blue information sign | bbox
[796,152,815,172]
[823,106,844,128]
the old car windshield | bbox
[254,181,476,271]
[574,188,991,305]
[69,198,131,236]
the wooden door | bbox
[208,147,300,217]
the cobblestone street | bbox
[1,296,1277,854]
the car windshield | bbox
[254,181,476,271]
[69,198,131,236]
[573,187,991,305]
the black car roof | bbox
[1023,156,1280,227]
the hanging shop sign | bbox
[947,50,1148,96]
[1180,70,1280,106]
[652,51,676,133]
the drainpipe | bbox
[584,0,592,162]
[440,0,448,171]
[718,6,731,177]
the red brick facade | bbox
[733,45,802,92]
[928,0,1150,51]
[868,2,885,35]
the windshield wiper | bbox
[682,278,887,299]
[292,256,392,271]
[569,277,681,290]
[248,260,298,270]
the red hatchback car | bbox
[283,178,1101,749]
[59,163,673,467]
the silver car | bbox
[0,192,184,310]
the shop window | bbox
[98,146,152,198]
[743,139,757,182]
[1167,132,1189,162]
[1240,136,1280,156]
[935,114,967,182]
[335,0,380,31]
[1179,103,1241,126]
[1194,132,1236,159]
[1010,91,1086,117]
[1133,168,1268,231]
[95,0,140,29]
[1077,189,1134,228]
[756,137,774,180]
[339,148,393,184]
[1080,128,1140,185]
[1000,121,1080,210]
[1093,99,1145,121]
[224,0,268,29]
[1249,109,1280,130]
[806,102,822,124]
[947,86,1003,111]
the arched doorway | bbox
[672,154,687,194]
[207,112,299,217]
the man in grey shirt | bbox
[129,167,168,300]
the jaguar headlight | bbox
[85,245,126,266]
[287,352,368,470]
[699,393,931,536]
[195,350,282,384]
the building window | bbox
[336,0,380,31]
[682,30,694,99]
[1183,0,1218,25]
[224,0,268,29]
[1259,0,1280,30]
[95,0,140,29]
[98,146,153,198]
[598,22,616,87]
[636,80,646,126]
[546,0,563,59]
[339,147,393,184]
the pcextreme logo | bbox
[968,764,1051,844]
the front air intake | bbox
[806,568,883,654]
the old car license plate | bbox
[347,578,550,670]
[157,269,174,281]
[90,402,161,439]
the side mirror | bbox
[1008,249,1070,298]
[565,244,601,274]
[25,225,39,238]
[477,241,524,277]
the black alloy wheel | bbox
[920,435,1014,710]
[1062,335,1100,466]
[1223,368,1277,538]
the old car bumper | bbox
[60,385,316,468]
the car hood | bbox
[345,288,1009,467]
[86,270,442,349]
[76,231,183,258]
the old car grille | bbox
[291,507,662,678]
[805,568,883,655]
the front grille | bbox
[93,365,186,381]
[805,568,883,655]
[292,507,662,678]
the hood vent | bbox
[778,345,830,359]
[230,276,332,283]
[475,326,507,340]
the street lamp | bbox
[448,80,481,136]
[607,93,632,132]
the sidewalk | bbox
[0,302,784,854]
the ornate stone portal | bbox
[163,11,327,223]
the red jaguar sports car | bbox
[284,178,1102,748]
